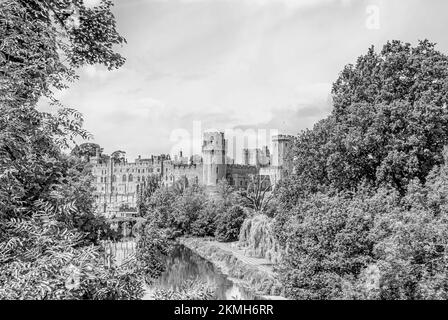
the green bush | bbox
[191,201,222,237]
[277,158,448,299]
[215,205,246,242]
[135,222,173,285]
[171,186,207,234]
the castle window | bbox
[122,175,127,182]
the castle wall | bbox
[163,162,203,187]
[226,164,258,189]
[90,132,294,216]
[92,159,164,216]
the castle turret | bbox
[271,135,294,167]
[202,131,227,186]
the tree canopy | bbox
[0,0,143,299]
[281,40,448,206]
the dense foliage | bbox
[139,179,249,242]
[215,205,247,242]
[281,40,448,206]
[135,222,172,285]
[276,40,448,300]
[0,0,144,299]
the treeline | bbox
[137,179,251,242]
[274,40,448,299]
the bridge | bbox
[105,211,146,237]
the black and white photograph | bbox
[1,0,448,309]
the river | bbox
[143,244,260,300]
[107,239,260,300]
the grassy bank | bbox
[179,237,285,299]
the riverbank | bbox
[179,237,286,300]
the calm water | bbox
[145,244,261,300]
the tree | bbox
[281,40,448,206]
[0,0,144,299]
[332,40,448,117]
[71,143,102,162]
[110,150,126,164]
[1,0,125,107]
[239,174,273,212]
[172,186,207,234]
[215,205,246,242]
[137,175,161,217]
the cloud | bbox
[144,0,354,9]
[59,0,448,162]
[84,0,102,8]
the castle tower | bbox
[271,135,294,167]
[202,131,227,186]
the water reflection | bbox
[148,244,260,300]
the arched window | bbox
[122,175,127,182]
[112,175,116,182]
[129,174,133,182]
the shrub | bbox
[172,186,207,234]
[215,205,246,242]
[191,202,219,237]
[135,222,172,285]
[152,279,215,300]
[0,216,144,300]
[277,160,448,300]
[145,187,177,228]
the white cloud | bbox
[147,0,352,8]
[83,0,102,9]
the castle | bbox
[90,131,293,216]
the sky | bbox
[52,0,448,161]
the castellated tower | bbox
[271,134,294,167]
[202,131,227,186]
